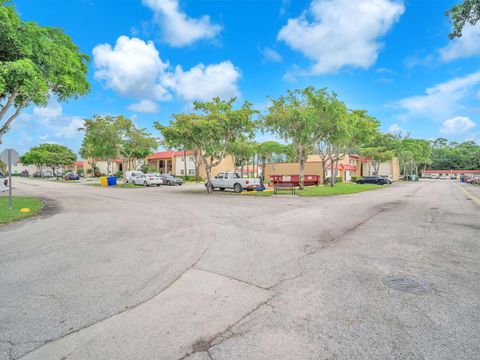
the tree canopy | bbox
[156,97,257,192]
[446,0,480,38]
[21,143,76,174]
[0,0,90,143]
[429,139,480,170]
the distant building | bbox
[422,169,480,177]
[147,150,235,178]
[264,154,400,182]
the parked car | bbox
[125,171,145,184]
[0,172,7,191]
[430,174,439,179]
[439,175,448,180]
[129,173,163,186]
[160,174,183,186]
[356,176,389,185]
[209,171,261,192]
[64,173,80,181]
[33,171,53,178]
[21,170,29,177]
[145,173,163,186]
[380,175,393,184]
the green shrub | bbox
[325,177,343,184]
[115,171,123,178]
[76,169,84,177]
[351,176,358,182]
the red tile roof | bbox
[147,150,193,160]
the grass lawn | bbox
[0,196,43,225]
[242,182,384,197]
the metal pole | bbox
[8,149,12,210]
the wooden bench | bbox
[273,182,297,195]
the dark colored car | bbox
[21,170,29,177]
[159,174,183,186]
[64,173,80,181]
[356,176,389,185]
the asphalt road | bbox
[1,179,479,359]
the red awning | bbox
[334,164,357,171]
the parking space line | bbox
[455,184,480,206]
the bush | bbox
[76,169,84,177]
[115,171,123,178]
[351,176,358,182]
[325,177,343,184]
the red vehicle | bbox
[270,175,320,186]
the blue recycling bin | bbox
[107,176,117,186]
[460,175,465,182]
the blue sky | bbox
[3,0,480,155]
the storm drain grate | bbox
[382,274,432,295]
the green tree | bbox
[80,115,121,176]
[0,0,90,143]
[360,133,397,176]
[263,88,319,189]
[116,117,158,183]
[157,98,257,193]
[21,144,76,175]
[154,114,202,181]
[255,141,285,180]
[446,0,480,38]
[227,141,255,177]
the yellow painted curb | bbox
[20,208,31,213]
[455,184,480,206]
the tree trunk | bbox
[122,158,127,186]
[330,161,335,187]
[299,158,305,190]
[321,159,327,185]
[240,164,244,178]
[183,150,187,180]
[261,161,266,182]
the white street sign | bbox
[0,148,19,164]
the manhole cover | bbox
[382,275,432,295]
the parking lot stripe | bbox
[455,184,480,206]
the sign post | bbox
[0,149,20,210]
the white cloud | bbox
[278,0,404,74]
[142,0,221,47]
[33,97,62,118]
[93,36,241,106]
[387,123,408,136]
[440,24,480,62]
[164,61,241,102]
[128,100,159,113]
[440,116,476,135]
[396,71,480,120]
[93,36,170,101]
[260,47,283,63]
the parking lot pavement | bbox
[1,179,479,359]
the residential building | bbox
[264,154,400,182]
[147,150,235,178]
[422,169,480,177]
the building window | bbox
[188,169,195,175]
[180,169,185,175]
[181,157,184,162]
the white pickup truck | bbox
[209,172,261,193]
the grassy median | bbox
[0,196,43,225]
[242,182,384,196]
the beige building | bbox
[147,151,235,179]
[265,154,400,183]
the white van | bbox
[125,171,144,184]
